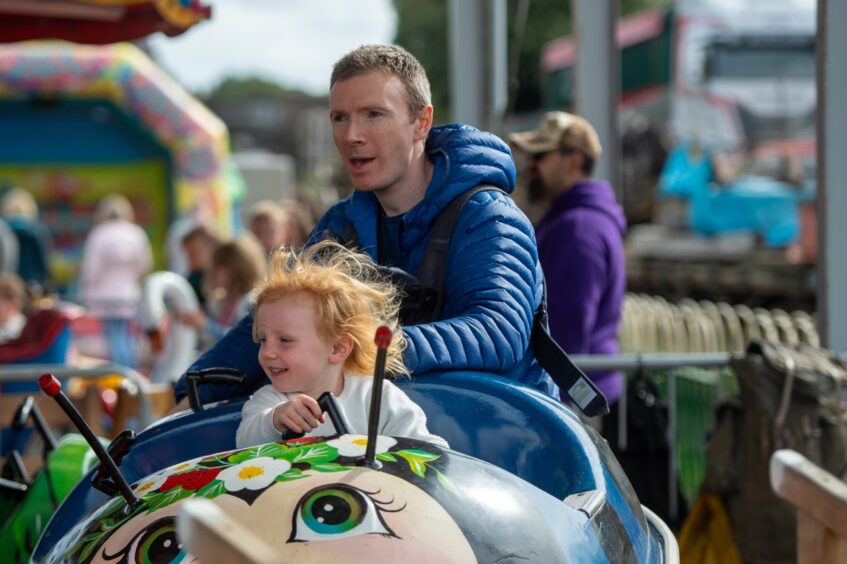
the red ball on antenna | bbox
[39,373,62,397]
[374,326,392,349]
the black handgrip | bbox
[280,392,351,442]
[12,396,33,428]
[185,368,247,412]
[317,392,351,436]
[91,430,134,497]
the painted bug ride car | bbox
[32,370,678,563]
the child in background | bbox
[180,221,225,308]
[0,272,26,343]
[177,234,266,348]
[236,240,447,449]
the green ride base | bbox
[0,434,95,563]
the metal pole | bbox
[573,0,621,199]
[817,0,847,352]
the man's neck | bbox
[377,155,435,217]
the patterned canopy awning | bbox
[0,0,211,44]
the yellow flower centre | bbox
[173,463,190,471]
[352,438,368,446]
[238,466,265,480]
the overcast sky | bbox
[148,0,397,95]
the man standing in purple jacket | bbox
[510,111,627,405]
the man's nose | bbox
[343,118,365,144]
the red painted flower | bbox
[285,436,321,446]
[160,467,222,491]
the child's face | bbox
[255,291,347,397]
[251,216,287,255]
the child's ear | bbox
[329,334,353,364]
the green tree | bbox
[204,76,308,102]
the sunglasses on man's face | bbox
[530,148,575,162]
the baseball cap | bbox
[509,111,602,161]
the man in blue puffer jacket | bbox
[173,45,557,406]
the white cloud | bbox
[148,0,397,95]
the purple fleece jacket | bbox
[536,179,627,404]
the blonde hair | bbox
[1,188,38,219]
[209,235,267,296]
[94,194,135,224]
[252,240,407,377]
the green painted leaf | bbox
[311,462,349,473]
[146,486,193,513]
[376,452,397,462]
[195,479,227,499]
[395,449,440,462]
[227,448,257,464]
[255,443,288,459]
[396,452,426,477]
[289,444,338,464]
[274,468,306,482]
[435,468,459,495]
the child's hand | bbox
[273,395,325,434]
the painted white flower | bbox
[132,471,168,496]
[327,435,397,457]
[217,457,291,491]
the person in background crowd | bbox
[510,111,627,407]
[180,221,225,308]
[247,199,289,257]
[0,272,27,343]
[79,194,153,369]
[176,234,266,349]
[278,198,316,248]
[0,187,52,291]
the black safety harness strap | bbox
[420,185,609,417]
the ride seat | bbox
[0,307,73,394]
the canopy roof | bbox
[0,0,211,44]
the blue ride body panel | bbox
[34,371,663,562]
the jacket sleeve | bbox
[172,313,266,403]
[236,386,285,449]
[403,192,542,374]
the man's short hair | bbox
[331,44,432,117]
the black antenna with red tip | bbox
[362,326,392,468]
[38,373,140,509]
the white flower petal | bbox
[218,457,292,492]
[327,434,397,457]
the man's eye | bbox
[367,111,382,118]
[287,484,400,543]
[331,114,347,123]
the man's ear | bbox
[329,334,354,365]
[414,105,434,141]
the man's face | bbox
[329,72,431,199]
[527,149,581,198]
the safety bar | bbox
[0,363,153,428]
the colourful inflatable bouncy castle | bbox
[0,41,234,287]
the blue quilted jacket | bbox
[175,124,557,403]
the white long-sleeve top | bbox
[236,373,448,449]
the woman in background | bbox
[79,194,152,369]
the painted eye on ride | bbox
[289,484,398,542]
[102,516,189,564]
[135,519,186,564]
